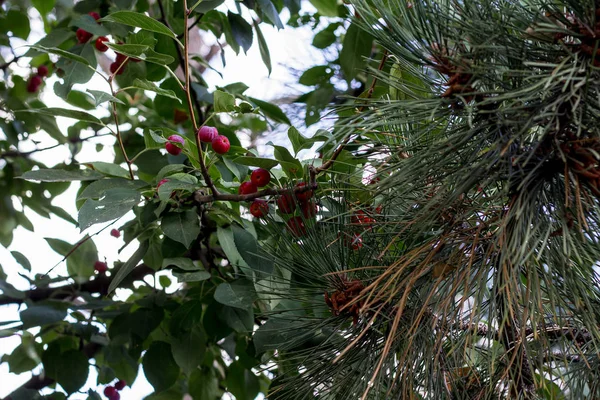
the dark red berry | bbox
[114,380,127,391]
[110,229,120,238]
[36,65,48,77]
[108,393,120,400]
[249,199,268,218]
[76,28,93,43]
[211,135,230,155]
[301,200,317,219]
[109,62,125,75]
[286,216,306,237]
[295,182,313,202]
[173,109,188,124]
[94,261,108,273]
[165,135,185,156]
[238,181,258,195]
[197,126,218,143]
[104,386,117,397]
[250,168,270,187]
[95,36,109,52]
[26,75,43,93]
[349,234,363,250]
[277,193,296,214]
[89,11,101,21]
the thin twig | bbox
[108,75,135,180]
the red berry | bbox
[277,193,296,214]
[114,380,127,391]
[95,36,109,52]
[165,135,185,156]
[36,65,48,77]
[250,168,270,187]
[76,28,93,43]
[103,386,117,397]
[197,126,218,143]
[211,135,230,155]
[238,181,258,195]
[94,261,108,273]
[157,179,169,189]
[286,216,306,237]
[115,53,128,64]
[295,182,313,202]
[89,11,101,21]
[109,62,126,75]
[301,200,317,219]
[26,75,43,93]
[110,229,120,238]
[349,234,363,250]
[249,199,269,218]
[109,393,120,400]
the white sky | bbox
[0,1,329,398]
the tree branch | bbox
[0,264,154,306]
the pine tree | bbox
[256,0,600,398]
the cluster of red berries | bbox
[236,168,271,217]
[103,379,126,400]
[164,127,231,157]
[26,65,49,93]
[94,261,108,273]
[278,182,316,237]
[75,12,102,45]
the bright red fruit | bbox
[197,126,218,143]
[238,181,257,195]
[110,229,120,238]
[295,182,313,202]
[250,200,269,218]
[277,193,296,214]
[211,135,230,154]
[250,168,270,187]
[26,75,43,93]
[76,28,93,43]
[301,200,317,219]
[114,380,127,391]
[286,216,306,237]
[165,135,185,156]
[95,36,109,52]
[36,65,48,77]
[94,261,108,273]
[157,179,169,188]
[89,11,101,21]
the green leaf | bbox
[78,178,147,200]
[171,328,206,376]
[20,303,68,329]
[299,65,334,86]
[11,251,31,271]
[339,22,373,81]
[254,23,271,75]
[189,368,219,400]
[227,12,253,53]
[132,79,181,102]
[161,209,201,247]
[54,43,97,99]
[232,156,279,169]
[142,342,179,393]
[172,270,211,282]
[256,0,284,29]
[100,11,178,40]
[226,361,260,400]
[214,90,236,112]
[32,0,56,15]
[247,97,291,125]
[214,279,257,310]
[105,43,175,65]
[6,342,41,374]
[88,162,131,179]
[232,224,274,276]
[78,188,140,231]
[87,90,126,106]
[43,349,89,394]
[15,107,104,125]
[162,257,198,271]
[269,143,303,177]
[220,306,253,332]
[0,10,31,39]
[169,300,204,334]
[287,126,328,154]
[312,23,340,49]
[309,0,338,17]
[108,240,149,293]
[69,14,110,36]
[45,236,98,281]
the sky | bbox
[0,1,328,398]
